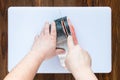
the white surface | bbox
[8,7,111,73]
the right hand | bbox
[65,19,91,74]
[65,36,91,74]
[65,19,98,80]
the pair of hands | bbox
[31,19,91,74]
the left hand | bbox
[31,22,65,60]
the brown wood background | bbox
[0,0,120,80]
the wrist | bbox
[72,66,96,80]
[29,50,45,61]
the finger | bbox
[44,22,50,35]
[40,26,45,35]
[51,22,56,37]
[70,26,78,45]
[68,18,78,45]
[67,35,74,49]
[55,49,65,54]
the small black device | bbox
[55,16,71,49]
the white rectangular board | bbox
[8,7,111,73]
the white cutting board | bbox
[8,7,111,73]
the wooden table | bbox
[0,0,120,80]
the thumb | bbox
[67,35,74,50]
[67,18,78,45]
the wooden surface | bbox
[0,0,120,80]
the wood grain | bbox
[0,0,120,80]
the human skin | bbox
[4,20,98,80]
[65,36,98,80]
[66,19,98,80]
[4,22,65,80]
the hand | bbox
[65,19,97,80]
[31,22,65,60]
[65,19,91,73]
[65,36,91,73]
